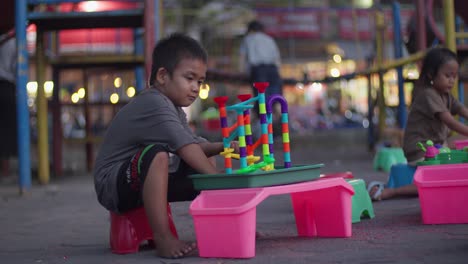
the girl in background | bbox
[369,47,468,200]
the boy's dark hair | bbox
[247,20,264,33]
[419,47,458,87]
[149,33,207,86]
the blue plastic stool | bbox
[386,163,417,188]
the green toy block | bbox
[373,147,407,172]
[348,179,375,223]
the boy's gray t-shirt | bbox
[94,88,205,212]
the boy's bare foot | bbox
[154,235,197,259]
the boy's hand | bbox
[230,141,240,154]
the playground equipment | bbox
[13,0,161,192]
[304,1,468,150]
[426,0,468,102]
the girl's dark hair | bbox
[419,47,458,86]
[149,33,207,86]
[412,47,458,100]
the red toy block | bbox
[110,204,178,254]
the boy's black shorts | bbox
[116,144,200,212]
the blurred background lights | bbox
[71,93,80,103]
[27,98,35,107]
[199,83,210,99]
[110,93,119,104]
[114,77,122,88]
[44,81,54,97]
[26,81,38,96]
[295,82,304,90]
[126,86,136,97]
[77,87,86,98]
[333,54,342,63]
[310,82,322,92]
[82,1,99,12]
[362,119,370,128]
[345,109,352,119]
[330,68,340,77]
[407,68,419,79]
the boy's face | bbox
[157,58,207,107]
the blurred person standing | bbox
[239,20,283,117]
[0,33,17,176]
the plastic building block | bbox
[110,205,178,254]
[373,147,407,172]
[347,179,375,223]
[437,151,468,164]
[190,179,354,258]
[386,163,417,188]
[414,164,468,224]
[190,164,323,190]
[416,140,468,165]
[454,139,468,150]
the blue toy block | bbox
[386,163,417,188]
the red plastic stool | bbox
[110,204,178,254]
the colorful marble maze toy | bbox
[214,82,291,174]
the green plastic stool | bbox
[373,147,407,172]
[348,179,375,223]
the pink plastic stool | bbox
[190,179,354,258]
[414,164,468,224]
[110,205,178,254]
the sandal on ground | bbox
[367,181,385,201]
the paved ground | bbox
[1,129,467,264]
